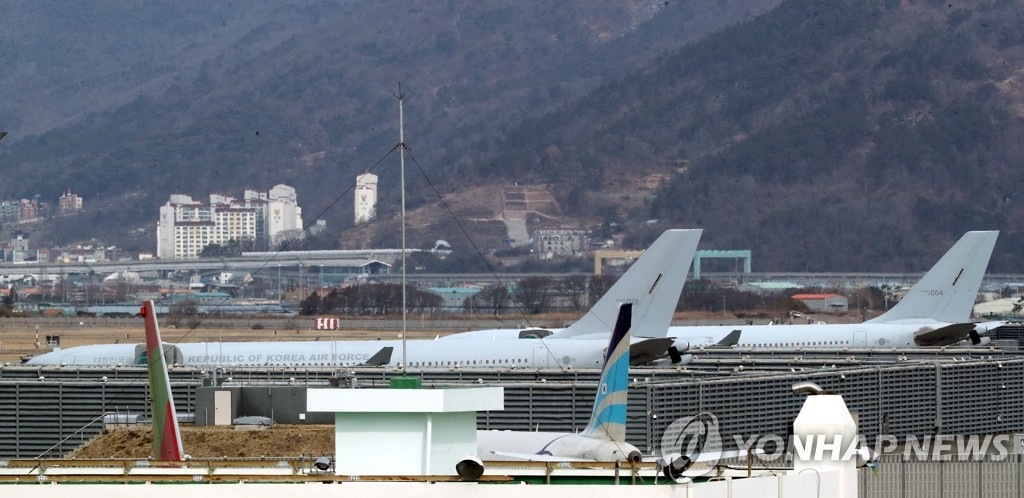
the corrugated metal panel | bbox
[5,357,1024,464]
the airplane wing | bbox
[362,346,394,366]
[629,337,675,365]
[489,450,592,462]
[912,322,978,347]
[646,448,759,464]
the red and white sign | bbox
[315,317,341,330]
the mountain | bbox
[0,0,777,253]
[471,0,1024,272]
[2,0,1023,274]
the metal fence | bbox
[4,356,1024,461]
[861,455,1024,498]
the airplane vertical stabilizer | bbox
[867,231,998,324]
[556,229,701,339]
[141,300,185,461]
[582,303,631,442]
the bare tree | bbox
[169,298,201,328]
[465,284,511,316]
[588,275,617,308]
[558,275,589,311]
[514,276,553,314]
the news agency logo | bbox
[658,410,1020,477]
[659,412,722,478]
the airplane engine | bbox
[455,455,484,481]
[666,342,693,365]
[591,442,642,463]
[967,328,991,346]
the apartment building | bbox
[156,185,303,259]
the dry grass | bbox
[72,425,335,459]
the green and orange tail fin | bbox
[141,300,184,461]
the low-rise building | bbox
[58,188,83,215]
[533,228,587,258]
[791,293,849,313]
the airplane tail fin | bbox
[867,231,998,325]
[141,300,185,461]
[555,229,701,339]
[582,303,632,442]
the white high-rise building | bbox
[267,184,304,248]
[354,173,378,224]
[156,184,305,259]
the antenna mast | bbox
[395,83,408,376]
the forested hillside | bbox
[471,0,1024,271]
[2,0,1023,272]
[0,0,774,251]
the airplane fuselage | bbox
[667,321,982,350]
[477,430,642,463]
[25,336,610,369]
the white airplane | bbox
[452,231,1002,359]
[24,229,702,368]
[654,230,1000,352]
[476,303,642,463]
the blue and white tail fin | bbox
[582,303,632,442]
[554,229,701,339]
[868,231,998,325]
[141,300,185,461]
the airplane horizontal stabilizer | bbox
[912,322,978,347]
[648,448,760,464]
[714,330,741,347]
[629,337,675,365]
[363,346,394,366]
[489,450,592,462]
